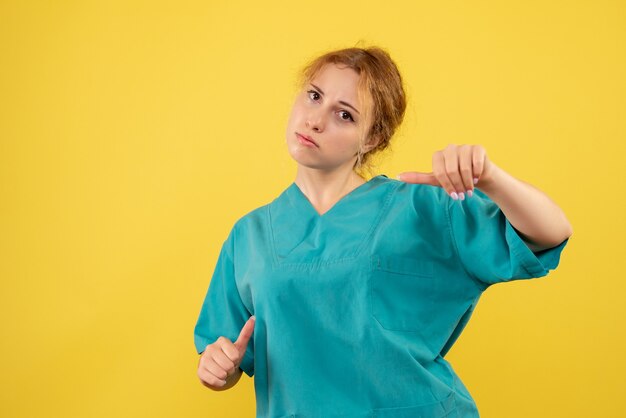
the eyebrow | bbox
[310,83,360,115]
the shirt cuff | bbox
[239,348,255,377]
[505,217,570,278]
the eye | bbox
[307,89,321,101]
[339,110,355,122]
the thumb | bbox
[233,316,255,354]
[397,171,440,186]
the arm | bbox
[396,144,573,253]
[477,162,573,252]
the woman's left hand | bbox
[397,144,498,200]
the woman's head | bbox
[285,46,407,178]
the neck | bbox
[294,165,366,214]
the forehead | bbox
[308,63,361,101]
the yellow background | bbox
[1,0,623,417]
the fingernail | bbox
[459,192,465,200]
[473,178,479,185]
[450,191,458,200]
[467,190,473,198]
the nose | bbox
[305,108,325,132]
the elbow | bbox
[537,224,573,251]
[564,222,574,239]
[554,224,572,246]
[559,212,574,240]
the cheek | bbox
[323,135,359,158]
[338,130,362,150]
[338,141,360,154]
[286,105,303,127]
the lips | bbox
[296,132,318,147]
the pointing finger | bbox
[396,171,439,186]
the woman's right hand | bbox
[197,316,255,390]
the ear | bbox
[362,135,381,153]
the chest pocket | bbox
[370,255,437,333]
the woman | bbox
[194,46,572,417]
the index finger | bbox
[397,171,440,186]
[233,316,255,353]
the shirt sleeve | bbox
[446,188,570,287]
[193,229,255,377]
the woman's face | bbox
[285,63,371,172]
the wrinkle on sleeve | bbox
[446,188,569,287]
[193,229,255,377]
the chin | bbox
[288,153,323,169]
[287,148,327,170]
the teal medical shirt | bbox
[194,174,569,418]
